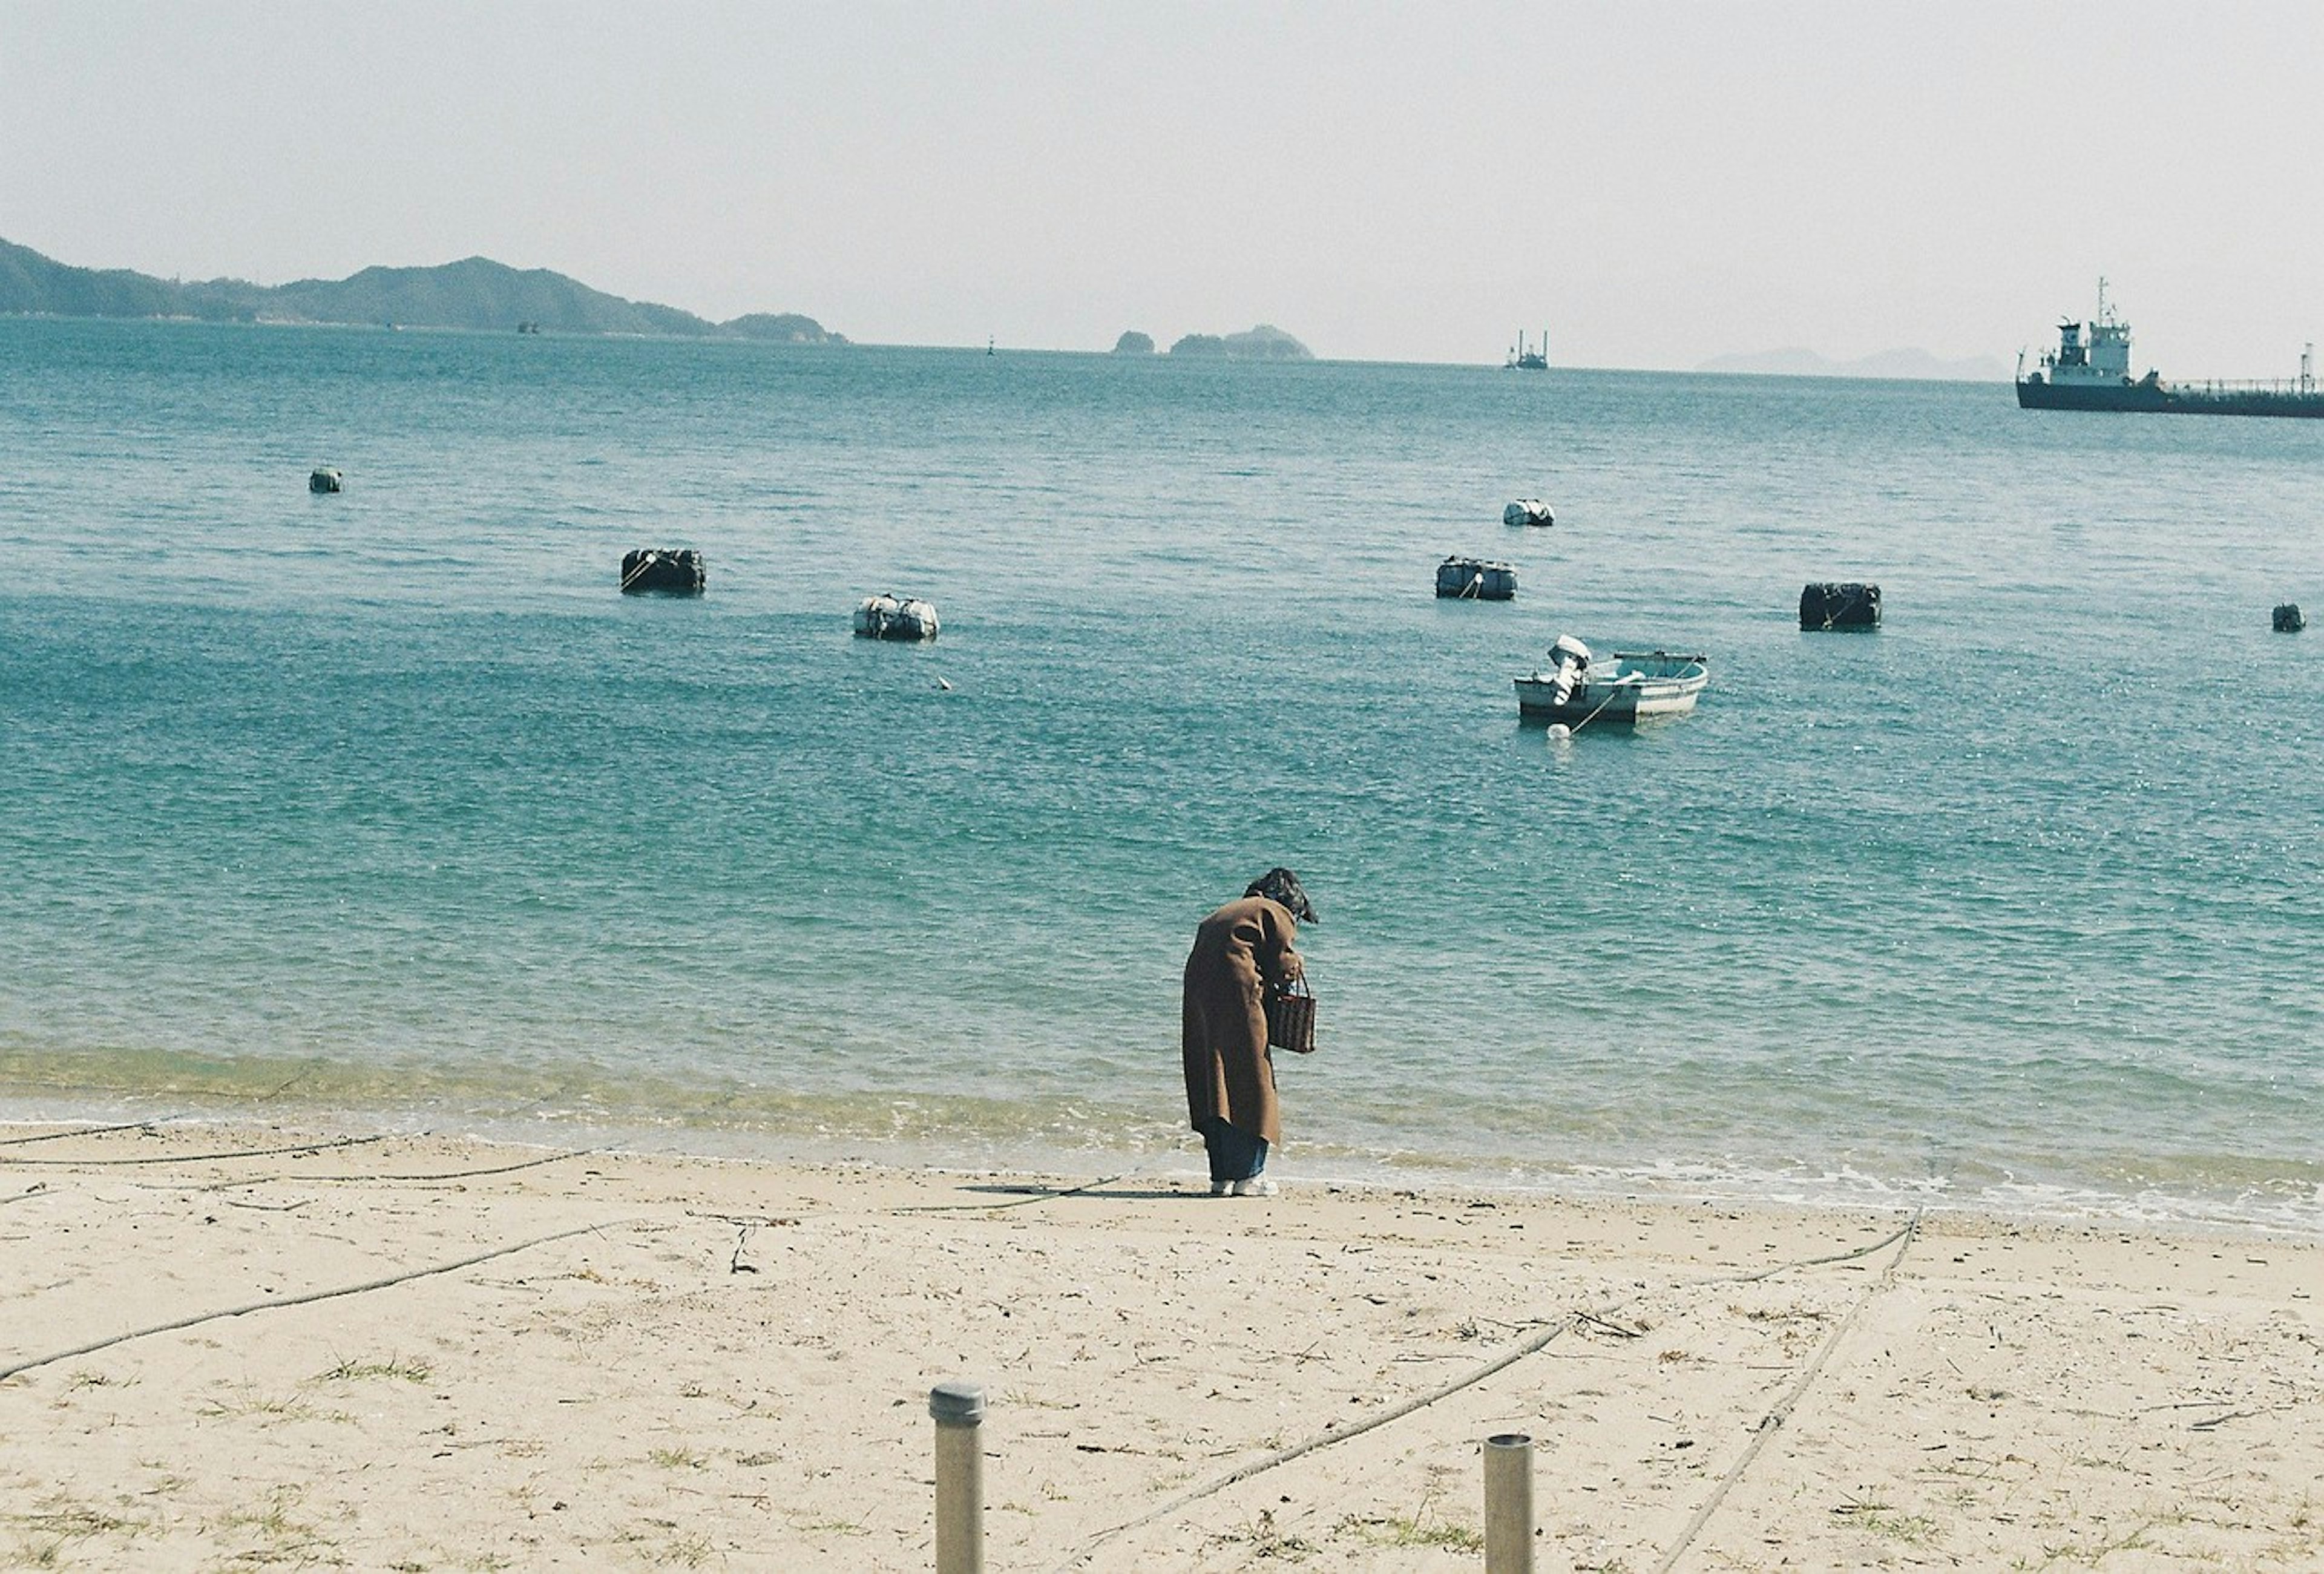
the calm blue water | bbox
[3,318,2319,1230]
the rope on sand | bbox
[1648,1208,1922,1573]
[1684,1211,1920,1288]
[1051,1312,1580,1571]
[0,1133,393,1168]
[0,1117,182,1149]
[1050,1208,1923,1572]
[0,1221,619,1383]
[148,1145,617,1193]
[300,1146,615,1184]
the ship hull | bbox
[2017,377,2324,419]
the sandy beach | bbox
[2,1123,2317,1572]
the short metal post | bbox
[930,1382,986,1574]
[1482,1432,1535,1573]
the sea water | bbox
[2,318,2318,1231]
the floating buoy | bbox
[854,594,939,641]
[2274,602,2305,632]
[309,467,343,494]
[1435,556,1517,600]
[1546,723,1572,742]
[620,548,705,595]
[1800,582,1881,629]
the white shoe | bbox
[1210,1179,1234,1196]
[1231,1177,1278,1198]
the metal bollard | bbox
[930,1382,987,1574]
[1482,1432,1535,1573]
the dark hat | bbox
[1245,867,1316,923]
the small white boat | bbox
[853,593,940,641]
[1503,498,1554,528]
[1514,637,1708,725]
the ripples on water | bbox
[1,319,2317,1230]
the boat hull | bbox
[2017,377,2324,419]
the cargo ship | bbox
[2016,280,2324,418]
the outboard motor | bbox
[1548,634,1592,706]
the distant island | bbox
[1168,324,1312,361]
[1112,330,1155,355]
[724,312,845,344]
[0,237,845,343]
[1696,345,2009,382]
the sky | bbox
[6,1,2323,372]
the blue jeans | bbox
[1197,1116,1268,1183]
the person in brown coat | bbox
[1182,867,1317,1196]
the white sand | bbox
[2,1123,2318,1570]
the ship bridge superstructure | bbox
[2037,278,2134,385]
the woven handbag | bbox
[1264,975,1316,1054]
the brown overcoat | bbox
[1181,895,1308,1145]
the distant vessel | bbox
[1505,330,1548,371]
[2016,280,2324,418]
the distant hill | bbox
[0,237,844,342]
[0,238,186,317]
[726,312,844,344]
[1112,330,1155,355]
[1169,324,1313,361]
[1698,344,2008,382]
[264,257,724,336]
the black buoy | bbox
[2274,602,2305,632]
[621,548,705,595]
[1800,582,1881,630]
[1434,556,1517,600]
[309,467,343,494]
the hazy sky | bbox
[7,2,2322,371]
